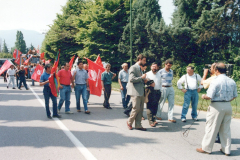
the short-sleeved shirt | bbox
[202,75,216,89]
[57,69,72,85]
[146,71,162,90]
[158,68,173,86]
[40,72,50,87]
[7,68,16,76]
[207,74,237,101]
[118,69,129,82]
[101,71,113,85]
[73,68,88,84]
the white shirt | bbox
[177,73,203,90]
[146,70,162,90]
[7,68,16,76]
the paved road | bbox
[0,77,240,160]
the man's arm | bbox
[201,69,209,85]
[129,67,146,83]
[177,76,187,93]
[40,80,49,86]
[201,94,211,100]
[118,78,123,90]
[111,73,116,80]
[101,80,105,91]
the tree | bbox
[118,0,162,64]
[0,38,2,53]
[2,40,9,53]
[30,43,35,50]
[15,31,27,54]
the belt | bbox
[121,82,127,83]
[162,85,172,87]
[60,84,70,86]
[211,101,230,102]
[9,75,15,76]
[76,84,86,85]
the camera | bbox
[203,64,233,77]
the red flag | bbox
[14,51,22,65]
[45,60,51,64]
[0,60,13,75]
[40,52,44,59]
[42,59,45,63]
[13,49,17,58]
[69,55,75,71]
[95,55,103,67]
[31,64,44,82]
[87,58,105,97]
[24,55,32,65]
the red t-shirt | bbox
[57,69,72,85]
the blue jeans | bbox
[75,84,88,111]
[18,77,28,89]
[32,79,35,86]
[58,85,71,112]
[120,82,130,108]
[87,90,90,102]
[181,89,199,119]
[43,86,58,116]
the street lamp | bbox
[130,0,133,66]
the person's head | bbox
[64,62,70,70]
[151,62,158,73]
[165,59,173,70]
[187,66,194,76]
[10,65,14,69]
[42,63,45,67]
[83,64,88,70]
[210,63,217,74]
[77,61,83,69]
[61,65,64,69]
[20,65,24,70]
[105,63,111,72]
[121,63,128,71]
[17,65,20,69]
[136,54,147,66]
[45,63,52,72]
[215,63,226,75]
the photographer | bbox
[201,63,216,89]
[196,63,237,156]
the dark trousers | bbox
[18,77,28,89]
[103,84,111,108]
[16,76,19,87]
[124,102,132,116]
[43,86,58,117]
[120,82,130,108]
[147,90,161,124]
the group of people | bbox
[117,54,237,156]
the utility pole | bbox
[130,0,133,66]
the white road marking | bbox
[28,83,97,160]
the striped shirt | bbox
[158,68,173,86]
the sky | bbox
[0,0,174,32]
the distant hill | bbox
[0,29,45,51]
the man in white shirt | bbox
[177,66,203,122]
[6,65,16,89]
[146,62,162,127]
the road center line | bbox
[28,83,97,160]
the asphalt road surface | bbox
[0,77,240,160]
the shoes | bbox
[135,127,147,131]
[124,111,130,117]
[26,88,29,90]
[106,106,112,109]
[65,111,74,114]
[19,88,22,90]
[168,119,176,123]
[12,87,16,89]
[77,110,81,112]
[196,148,209,154]
[142,117,145,120]
[85,111,90,114]
[87,103,90,105]
[193,118,198,121]
[53,115,62,118]
[7,86,9,88]
[127,121,133,130]
[47,116,52,119]
[220,149,230,156]
[181,119,186,122]
[154,121,158,125]
[156,117,162,120]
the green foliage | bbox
[2,40,8,53]
[15,31,27,54]
[0,53,12,58]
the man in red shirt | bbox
[57,63,74,114]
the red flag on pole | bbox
[86,58,105,97]
[0,60,13,75]
[95,54,103,67]
[14,51,22,65]
[24,55,32,65]
[45,60,51,64]
[31,64,44,82]
[40,52,44,59]
[69,55,75,71]
[13,49,17,59]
